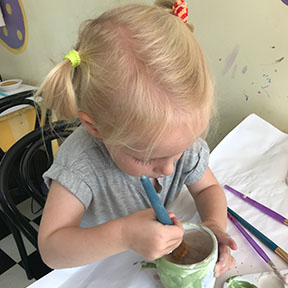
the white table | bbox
[28,113,288,288]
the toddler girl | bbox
[38,0,237,278]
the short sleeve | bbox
[43,161,93,209]
[183,139,210,185]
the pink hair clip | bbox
[172,0,188,23]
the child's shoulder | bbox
[55,125,109,164]
[182,138,210,163]
[61,125,96,150]
[185,138,209,154]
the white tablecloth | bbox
[27,113,288,288]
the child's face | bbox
[106,120,206,178]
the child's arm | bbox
[38,180,183,269]
[187,167,238,277]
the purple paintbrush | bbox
[224,185,288,226]
[227,212,287,285]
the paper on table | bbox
[26,114,288,288]
[58,251,162,288]
[210,114,288,288]
[27,251,163,288]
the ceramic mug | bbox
[155,222,218,288]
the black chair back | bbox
[0,120,78,278]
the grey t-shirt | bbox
[43,126,210,228]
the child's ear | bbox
[78,111,101,138]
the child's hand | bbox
[123,209,184,260]
[201,223,238,278]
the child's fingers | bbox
[214,244,236,277]
[220,234,238,250]
[215,258,235,278]
[167,212,182,227]
[218,243,236,268]
[215,255,236,277]
[213,228,238,251]
[167,211,176,220]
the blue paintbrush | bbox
[140,176,188,259]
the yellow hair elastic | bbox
[64,49,81,67]
[172,0,188,23]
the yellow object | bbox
[172,0,188,23]
[0,105,60,155]
[64,49,81,67]
[0,106,36,152]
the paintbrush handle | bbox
[228,212,287,285]
[228,207,288,264]
[224,185,288,225]
[275,247,288,264]
[267,260,287,285]
[228,207,278,250]
[227,212,270,263]
[140,176,173,225]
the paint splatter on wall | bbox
[0,0,28,53]
[221,45,249,78]
[222,44,240,75]
[220,40,286,103]
[241,65,248,74]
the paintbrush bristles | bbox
[284,219,288,226]
[267,260,288,285]
[275,247,288,264]
[172,242,188,260]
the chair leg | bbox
[6,216,34,279]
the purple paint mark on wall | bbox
[281,0,288,6]
[241,65,248,74]
[231,64,237,79]
[222,44,240,75]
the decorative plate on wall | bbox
[0,0,28,53]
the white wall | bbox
[190,0,288,148]
[0,0,287,149]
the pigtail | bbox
[35,58,78,120]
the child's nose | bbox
[153,159,175,176]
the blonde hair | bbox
[37,0,213,154]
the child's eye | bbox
[133,158,153,166]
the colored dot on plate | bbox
[3,27,8,37]
[17,30,23,41]
[5,3,12,15]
